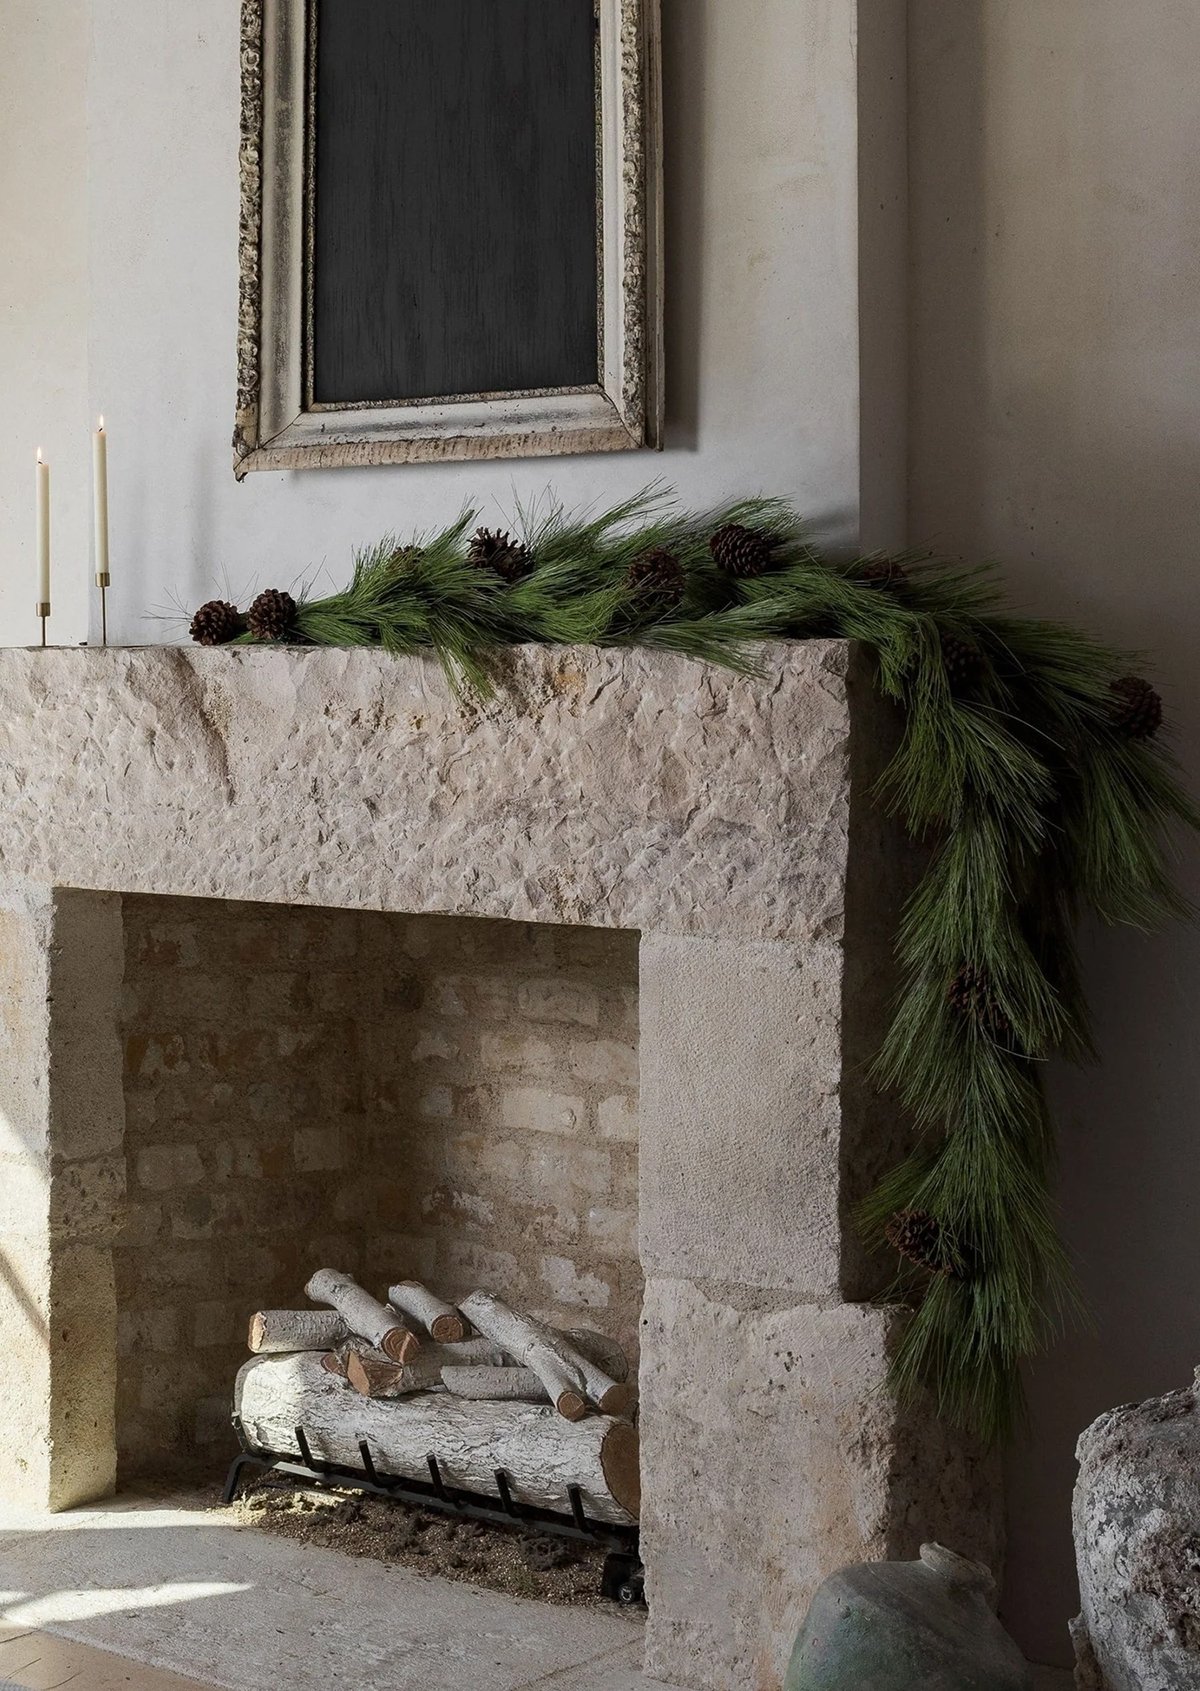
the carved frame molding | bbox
[233,0,663,478]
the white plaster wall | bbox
[910,0,1200,1667]
[0,0,90,649]
[85,0,875,646]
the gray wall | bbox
[910,0,1200,1666]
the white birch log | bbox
[386,1281,467,1344]
[527,1316,634,1414]
[556,1327,629,1386]
[346,1330,631,1403]
[305,1269,419,1363]
[235,1352,639,1526]
[460,1292,629,1419]
[248,1310,348,1355]
[442,1365,546,1402]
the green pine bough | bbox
[190,491,1196,1441]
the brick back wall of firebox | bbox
[115,895,642,1482]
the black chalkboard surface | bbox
[310,0,600,407]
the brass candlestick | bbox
[96,572,110,647]
[36,601,49,647]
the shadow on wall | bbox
[908,0,1200,1669]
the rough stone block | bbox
[478,1031,559,1073]
[639,934,844,1296]
[502,1087,585,1136]
[540,1254,614,1310]
[569,1038,639,1088]
[117,1306,179,1355]
[136,1143,205,1192]
[193,1301,244,1349]
[45,891,125,1163]
[47,1241,118,1510]
[0,1156,50,1238]
[0,1232,52,1508]
[597,1094,639,1142]
[293,1126,349,1173]
[0,883,54,1165]
[515,979,601,1027]
[50,1153,126,1243]
[639,1279,1002,1691]
[585,1205,639,1258]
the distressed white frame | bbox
[234,0,663,478]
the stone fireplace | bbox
[0,640,999,1690]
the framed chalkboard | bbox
[234,0,663,477]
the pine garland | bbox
[191,491,1197,1440]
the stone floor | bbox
[0,1491,1076,1691]
[0,1493,660,1691]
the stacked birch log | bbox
[235,1272,640,1528]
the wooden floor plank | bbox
[0,1629,222,1690]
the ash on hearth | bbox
[231,1485,622,1610]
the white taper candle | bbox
[36,450,50,611]
[93,418,110,581]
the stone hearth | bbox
[0,642,999,1691]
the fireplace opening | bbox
[113,893,642,1595]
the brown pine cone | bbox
[1109,675,1163,740]
[948,963,1012,1042]
[859,558,908,589]
[885,1209,958,1276]
[247,588,297,642]
[189,600,245,647]
[627,548,686,609]
[710,523,775,579]
[940,631,984,691]
[467,528,532,583]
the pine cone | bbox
[247,588,297,643]
[627,548,685,610]
[859,558,908,589]
[389,545,425,572]
[948,963,1012,1042]
[1109,675,1163,740]
[710,523,775,579]
[189,600,245,647]
[467,528,532,583]
[885,1209,957,1276]
[940,631,984,691]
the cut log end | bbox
[248,1312,266,1353]
[555,1390,589,1423]
[380,1326,420,1365]
[600,1421,641,1521]
[320,1351,346,1379]
[429,1312,467,1344]
[346,1350,407,1399]
[596,1381,638,1420]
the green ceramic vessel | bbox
[785,1543,1033,1691]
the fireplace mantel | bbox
[0,641,998,1691]
[0,641,867,938]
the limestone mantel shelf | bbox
[0,638,1000,1691]
[0,640,875,935]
